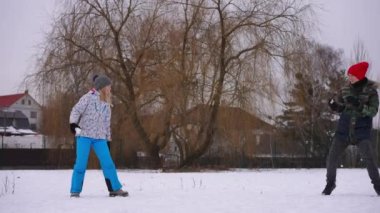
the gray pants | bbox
[326,138,380,185]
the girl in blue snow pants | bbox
[69,74,128,197]
[70,136,122,193]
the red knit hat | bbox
[347,61,369,80]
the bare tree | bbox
[168,0,314,168]
[351,38,368,64]
[277,38,346,158]
[30,0,176,168]
[29,0,314,169]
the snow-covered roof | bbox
[1,126,37,135]
[17,129,37,135]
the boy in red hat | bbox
[323,61,380,196]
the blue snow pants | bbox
[70,136,122,193]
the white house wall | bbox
[2,135,44,149]
[9,94,42,131]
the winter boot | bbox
[374,184,380,196]
[109,189,129,197]
[70,192,80,198]
[322,182,336,195]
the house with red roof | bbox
[0,90,42,131]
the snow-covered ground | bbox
[0,169,379,213]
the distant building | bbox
[0,90,42,131]
[0,110,30,131]
[160,105,277,167]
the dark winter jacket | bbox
[331,78,379,142]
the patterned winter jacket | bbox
[333,78,379,142]
[69,89,111,141]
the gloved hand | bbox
[328,98,338,111]
[346,96,361,107]
[70,123,80,134]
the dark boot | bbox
[109,189,129,197]
[70,192,80,198]
[322,182,336,195]
[374,184,380,196]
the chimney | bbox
[24,90,29,94]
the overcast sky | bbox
[0,0,56,95]
[0,0,379,96]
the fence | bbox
[0,148,374,169]
[0,149,75,169]
[0,148,155,169]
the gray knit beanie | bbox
[93,74,112,90]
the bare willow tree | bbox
[27,3,96,147]
[167,0,314,168]
[30,0,314,168]
[30,0,176,168]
